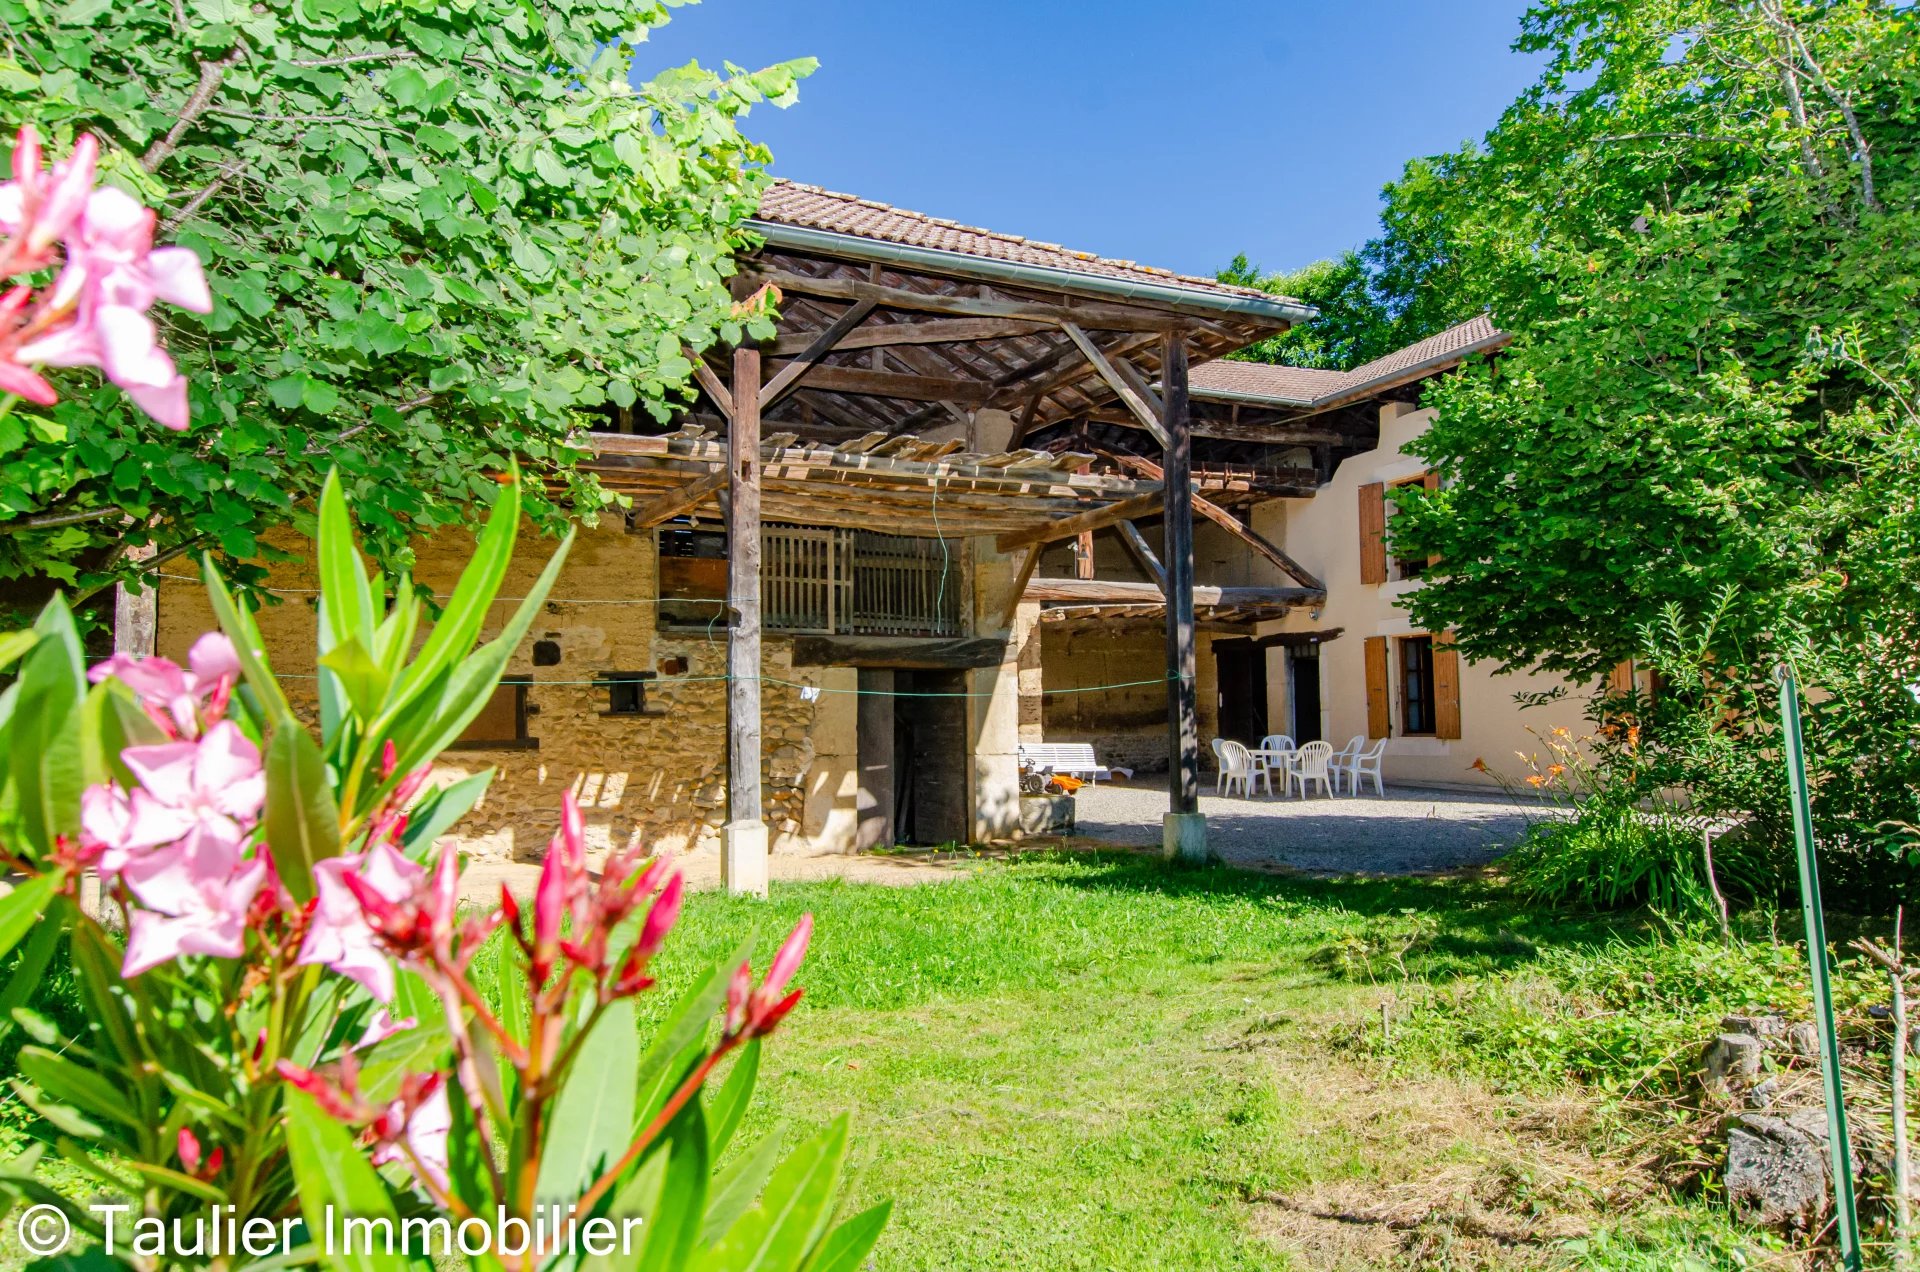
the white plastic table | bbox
[1250,748,1299,797]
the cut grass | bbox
[0,850,1785,1269]
[639,851,1761,1270]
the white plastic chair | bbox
[1254,734,1293,788]
[1327,735,1364,793]
[1287,740,1335,799]
[1217,739,1270,798]
[1340,738,1388,797]
[1209,737,1228,794]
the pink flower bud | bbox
[635,871,682,962]
[531,849,565,983]
[762,914,812,1004]
[177,1127,201,1174]
[725,960,753,1036]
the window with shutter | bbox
[1363,636,1391,737]
[1358,483,1387,584]
[1433,632,1462,739]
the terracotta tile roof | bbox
[755,180,1302,308]
[1189,315,1508,407]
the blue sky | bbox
[632,1,1544,281]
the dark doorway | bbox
[871,668,970,846]
[1289,648,1323,742]
[1213,641,1269,745]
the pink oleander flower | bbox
[299,842,426,1003]
[0,124,210,429]
[371,1075,451,1193]
[356,1007,418,1050]
[89,632,240,739]
[119,825,267,976]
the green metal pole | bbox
[1777,664,1863,1272]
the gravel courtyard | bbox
[1068,776,1549,875]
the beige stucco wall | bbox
[154,520,870,861]
[1246,402,1590,789]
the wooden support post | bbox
[1074,461,1096,579]
[724,344,768,897]
[1160,332,1205,861]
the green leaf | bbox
[801,1202,892,1272]
[699,1118,850,1272]
[285,1090,420,1271]
[699,1130,782,1247]
[0,630,37,672]
[397,769,492,858]
[0,922,61,1048]
[706,1038,760,1160]
[634,1101,709,1272]
[263,724,339,903]
[16,1046,139,1134]
[202,558,294,726]
[9,598,86,853]
[534,996,637,1205]
[0,875,63,975]
[317,469,377,655]
[636,938,752,1119]
[302,379,341,415]
[580,1147,666,1272]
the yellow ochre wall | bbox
[1246,401,1591,790]
[154,520,863,861]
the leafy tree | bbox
[1381,0,1919,895]
[1217,252,1397,371]
[1391,0,1918,676]
[0,0,810,601]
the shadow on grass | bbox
[1006,847,1666,980]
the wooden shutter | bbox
[1358,482,1387,584]
[1433,632,1462,740]
[1363,636,1391,738]
[1608,659,1635,697]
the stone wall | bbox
[154,519,862,861]
[1036,622,1220,774]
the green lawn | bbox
[0,850,1786,1270]
[647,852,1763,1271]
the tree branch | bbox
[161,158,248,234]
[287,50,417,68]
[143,46,245,174]
[5,505,129,532]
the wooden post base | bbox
[1162,811,1208,864]
[722,819,770,898]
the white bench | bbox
[1018,743,1131,784]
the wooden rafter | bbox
[771,316,1051,357]
[1100,450,1325,591]
[994,488,1164,552]
[758,362,992,404]
[1118,520,1167,591]
[746,269,1184,332]
[625,469,727,529]
[1059,322,1169,447]
[691,358,733,425]
[758,299,876,411]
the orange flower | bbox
[1526,774,1546,787]
[1470,757,1489,773]
[1548,763,1566,777]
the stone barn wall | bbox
[154,519,860,861]
[1036,622,1221,775]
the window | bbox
[1387,473,1439,582]
[451,680,536,750]
[657,524,962,638]
[1398,636,1437,736]
[597,671,661,717]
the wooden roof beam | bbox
[758,362,993,404]
[1100,450,1324,591]
[769,316,1051,356]
[746,268,1182,331]
[626,469,727,529]
[758,299,876,411]
[994,488,1164,552]
[1060,322,1170,448]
